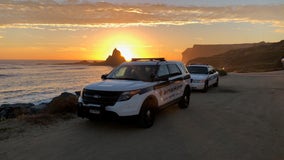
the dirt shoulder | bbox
[1,71,284,160]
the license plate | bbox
[89,109,100,114]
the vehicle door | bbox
[155,64,171,106]
[166,63,184,103]
[208,67,218,86]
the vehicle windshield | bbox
[107,65,156,82]
[188,66,208,74]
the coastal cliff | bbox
[187,40,284,72]
[182,42,264,63]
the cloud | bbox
[0,1,283,31]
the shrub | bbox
[217,69,227,76]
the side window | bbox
[178,63,188,74]
[113,66,127,78]
[157,65,170,78]
[168,64,182,77]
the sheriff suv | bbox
[187,64,219,92]
[78,58,191,128]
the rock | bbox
[0,103,35,119]
[105,48,126,66]
[75,91,81,97]
[30,103,48,114]
[74,60,91,65]
[46,92,78,114]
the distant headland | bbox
[67,48,126,67]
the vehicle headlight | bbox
[118,90,140,101]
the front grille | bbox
[82,89,122,106]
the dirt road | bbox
[1,71,284,160]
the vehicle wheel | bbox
[202,81,208,92]
[77,105,85,118]
[179,87,190,109]
[213,78,219,87]
[138,99,156,128]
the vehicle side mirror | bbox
[101,74,108,80]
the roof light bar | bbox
[131,58,165,62]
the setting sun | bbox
[94,30,153,61]
[116,44,133,61]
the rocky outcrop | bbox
[0,103,35,119]
[46,92,78,114]
[59,48,126,67]
[0,92,78,120]
[104,48,126,66]
[182,42,264,64]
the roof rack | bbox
[131,58,165,62]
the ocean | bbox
[0,60,112,105]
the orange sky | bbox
[0,1,284,61]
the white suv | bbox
[187,64,219,92]
[78,58,191,128]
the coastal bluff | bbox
[187,40,284,72]
[182,42,264,63]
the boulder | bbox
[0,103,34,119]
[46,92,78,114]
[30,103,48,114]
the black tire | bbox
[179,87,190,109]
[213,78,219,87]
[202,81,208,92]
[138,99,156,128]
[77,104,85,118]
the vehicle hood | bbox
[84,80,155,91]
[190,74,208,80]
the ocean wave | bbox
[0,67,23,70]
[0,74,15,78]
[53,67,87,71]
[0,64,112,105]
[0,89,26,94]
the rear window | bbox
[188,66,208,74]
[168,64,182,76]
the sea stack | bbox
[105,48,126,67]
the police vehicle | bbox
[78,58,191,128]
[187,64,219,92]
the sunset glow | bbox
[94,30,153,61]
[0,0,283,61]
[116,45,134,61]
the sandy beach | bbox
[0,70,284,160]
